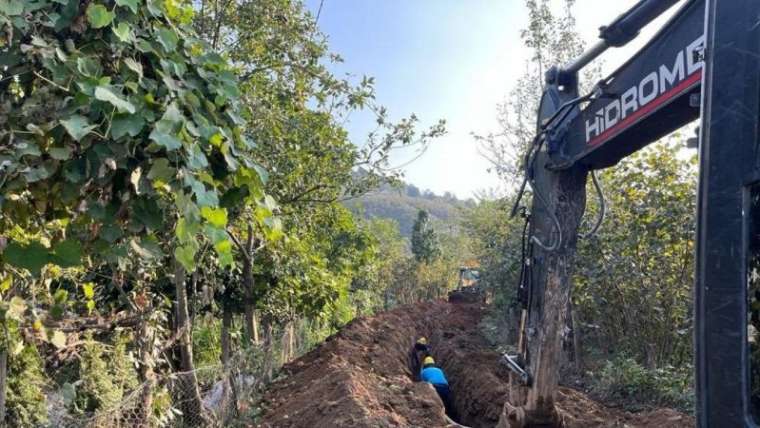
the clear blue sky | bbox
[304,0,676,198]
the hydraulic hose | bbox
[580,170,606,239]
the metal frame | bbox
[526,0,760,425]
[695,0,760,425]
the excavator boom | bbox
[510,0,760,426]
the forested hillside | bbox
[345,182,473,237]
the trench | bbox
[411,302,511,428]
[259,300,693,428]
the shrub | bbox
[589,355,694,412]
[7,344,48,426]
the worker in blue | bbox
[420,356,456,419]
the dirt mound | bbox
[257,301,693,428]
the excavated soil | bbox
[257,301,694,428]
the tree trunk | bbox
[221,307,238,418]
[242,225,258,347]
[570,299,583,372]
[262,320,274,382]
[504,158,587,427]
[0,349,7,428]
[253,311,260,344]
[174,264,210,426]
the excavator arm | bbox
[508,0,760,426]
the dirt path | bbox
[256,301,693,427]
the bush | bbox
[589,355,694,412]
[7,344,48,427]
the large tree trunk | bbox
[502,158,587,427]
[174,264,210,426]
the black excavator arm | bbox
[509,0,760,426]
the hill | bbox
[346,182,474,237]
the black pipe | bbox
[562,0,682,75]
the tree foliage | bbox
[411,210,440,264]
[575,141,697,368]
[0,0,449,424]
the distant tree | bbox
[406,184,421,198]
[411,210,440,263]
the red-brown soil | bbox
[256,301,694,428]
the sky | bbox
[303,0,680,199]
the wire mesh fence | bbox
[42,351,265,428]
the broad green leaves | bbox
[200,207,227,228]
[111,114,145,139]
[2,240,82,276]
[156,27,178,52]
[115,0,139,14]
[3,242,49,276]
[112,22,134,43]
[60,116,96,141]
[94,86,136,114]
[86,4,114,28]
[0,0,23,16]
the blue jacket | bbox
[420,366,448,386]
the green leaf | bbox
[50,304,65,320]
[149,124,182,151]
[0,0,23,16]
[16,142,41,158]
[0,275,11,292]
[133,197,163,230]
[50,239,82,268]
[60,115,97,141]
[200,206,227,228]
[86,299,96,313]
[53,289,68,304]
[215,239,233,267]
[49,146,73,160]
[24,161,56,183]
[115,0,139,14]
[77,56,102,78]
[100,223,123,243]
[82,282,95,299]
[147,158,176,182]
[264,217,284,241]
[209,133,223,147]
[61,383,77,407]
[86,4,114,29]
[95,86,136,114]
[174,245,196,272]
[111,114,145,139]
[3,241,49,276]
[156,26,178,52]
[49,330,67,349]
[112,22,133,42]
[175,217,200,243]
